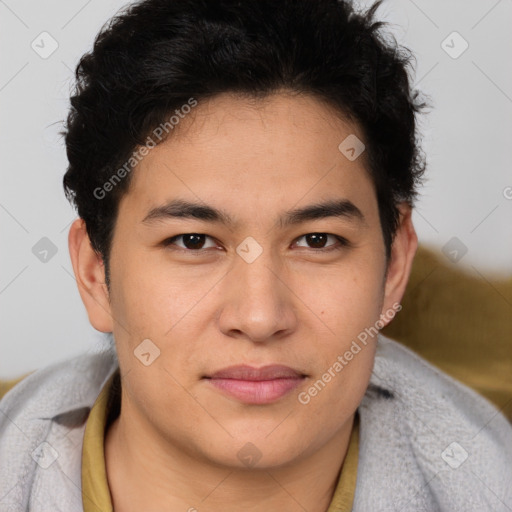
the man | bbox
[1,0,511,511]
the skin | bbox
[69,90,417,511]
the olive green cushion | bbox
[382,244,512,421]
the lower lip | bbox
[206,377,304,404]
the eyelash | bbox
[161,233,351,254]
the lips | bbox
[208,364,304,381]
[204,365,306,405]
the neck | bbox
[104,398,355,512]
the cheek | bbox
[296,342,376,444]
[108,250,212,394]
[296,256,385,336]
[108,260,204,425]
[293,257,383,405]
[109,249,202,339]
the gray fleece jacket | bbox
[1,334,511,511]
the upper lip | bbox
[206,365,305,381]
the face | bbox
[73,91,414,469]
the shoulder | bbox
[369,334,510,427]
[0,344,118,427]
[0,345,118,509]
[354,334,512,511]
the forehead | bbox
[119,91,376,222]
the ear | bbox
[68,218,114,333]
[379,203,418,326]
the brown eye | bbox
[305,233,328,248]
[181,234,206,249]
[294,233,349,250]
[164,233,217,251]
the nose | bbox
[217,247,298,343]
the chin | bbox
[202,431,312,470]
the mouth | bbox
[203,365,307,405]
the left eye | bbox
[294,233,347,250]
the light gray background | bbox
[1,0,511,378]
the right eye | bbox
[161,233,219,252]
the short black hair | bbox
[63,0,428,288]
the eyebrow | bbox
[141,198,366,228]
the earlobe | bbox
[380,204,418,325]
[68,218,114,333]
